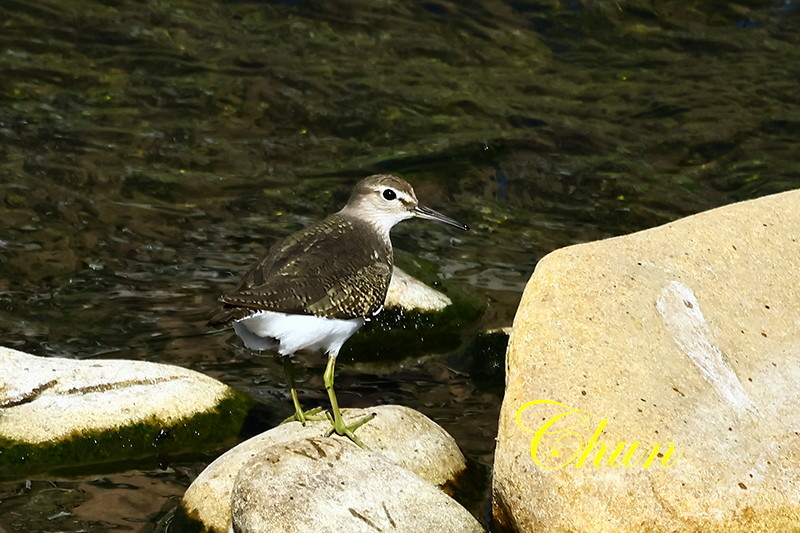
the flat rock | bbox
[232,436,483,533]
[493,190,800,532]
[180,405,468,533]
[0,347,248,478]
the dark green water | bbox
[1,0,798,530]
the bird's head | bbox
[340,174,468,236]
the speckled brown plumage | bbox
[208,213,393,325]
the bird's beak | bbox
[414,204,468,231]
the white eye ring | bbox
[382,189,397,201]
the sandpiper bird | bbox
[209,174,467,447]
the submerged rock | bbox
[232,437,483,533]
[0,347,251,479]
[179,405,474,533]
[493,190,800,532]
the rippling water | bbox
[1,0,798,530]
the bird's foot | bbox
[325,410,376,449]
[280,406,327,425]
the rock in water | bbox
[385,266,452,312]
[493,190,800,532]
[0,347,250,478]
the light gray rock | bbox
[232,437,483,533]
[0,347,234,443]
[385,266,452,312]
[0,347,248,478]
[181,405,469,533]
[493,189,800,532]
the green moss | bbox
[393,251,449,288]
[457,330,508,392]
[0,389,254,481]
[170,504,213,533]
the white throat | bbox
[339,204,411,241]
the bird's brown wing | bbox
[210,214,393,324]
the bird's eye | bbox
[382,189,397,201]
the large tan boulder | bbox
[493,190,800,532]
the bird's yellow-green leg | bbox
[323,354,375,449]
[280,356,326,425]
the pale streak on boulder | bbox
[180,405,469,533]
[232,437,483,533]
[0,347,233,443]
[493,190,800,532]
[385,266,452,312]
[656,280,754,412]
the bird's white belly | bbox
[233,311,365,358]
